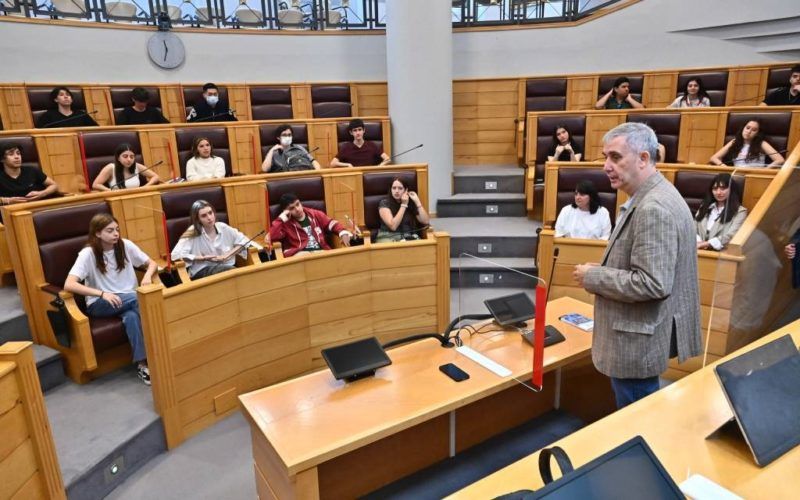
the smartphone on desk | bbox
[439,363,470,382]
[559,313,594,332]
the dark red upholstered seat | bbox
[79,130,142,187]
[250,86,293,120]
[626,113,681,163]
[526,78,567,112]
[183,86,229,117]
[535,115,586,178]
[161,187,228,250]
[267,176,326,221]
[110,86,162,124]
[174,127,232,178]
[0,135,41,170]
[259,123,309,160]
[336,120,383,153]
[766,67,792,98]
[674,171,745,215]
[27,87,88,124]
[362,171,418,233]
[311,85,352,118]
[598,75,643,103]
[556,168,616,225]
[676,72,729,107]
[725,112,792,157]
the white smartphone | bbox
[559,313,594,332]
[679,474,743,500]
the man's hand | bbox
[785,243,796,259]
[25,190,46,201]
[279,209,290,223]
[697,241,711,250]
[341,232,352,246]
[573,263,599,287]
[380,158,391,166]
[8,196,29,204]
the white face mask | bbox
[280,136,292,147]
[205,95,219,106]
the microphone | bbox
[190,108,237,122]
[229,229,266,254]
[42,110,98,128]
[390,144,424,162]
[308,146,320,155]
[343,214,363,237]
[109,160,164,190]
[546,248,559,302]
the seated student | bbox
[64,214,157,385]
[547,125,582,162]
[695,173,747,251]
[171,200,261,279]
[36,87,99,128]
[554,179,612,240]
[0,142,58,206]
[710,119,784,167]
[760,65,800,106]
[115,87,170,125]
[186,136,226,181]
[186,83,237,123]
[330,119,391,168]
[92,143,160,191]
[656,141,666,163]
[269,193,353,257]
[595,77,644,110]
[668,77,711,108]
[376,177,430,243]
[261,124,321,173]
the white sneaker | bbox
[137,364,151,386]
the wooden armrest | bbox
[172,260,192,283]
[272,241,285,260]
[56,290,97,371]
[235,246,260,267]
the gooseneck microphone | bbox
[390,144,424,162]
[191,108,237,122]
[109,160,164,190]
[42,110,99,128]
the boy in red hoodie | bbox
[269,193,353,257]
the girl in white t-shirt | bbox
[92,143,160,191]
[710,119,784,168]
[64,214,157,385]
[554,180,612,240]
[186,136,226,181]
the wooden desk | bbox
[239,297,615,499]
[449,320,800,499]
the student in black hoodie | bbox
[116,87,169,125]
[186,83,237,123]
[36,87,99,128]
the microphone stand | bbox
[108,160,164,190]
[42,110,99,128]
[190,108,237,122]
[389,144,424,162]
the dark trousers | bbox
[610,376,660,409]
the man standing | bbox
[573,122,700,408]
[187,83,237,123]
[269,193,352,257]
[760,65,800,106]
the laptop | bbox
[712,334,800,466]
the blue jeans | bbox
[87,293,146,363]
[610,376,660,409]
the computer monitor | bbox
[321,337,392,382]
[484,292,535,326]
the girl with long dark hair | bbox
[376,177,430,243]
[547,125,583,162]
[92,143,160,191]
[695,173,748,250]
[669,77,711,108]
[710,119,784,167]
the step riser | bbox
[451,269,538,288]
[453,177,524,194]
[451,236,538,259]
[38,358,67,393]
[0,315,32,344]
[437,202,526,218]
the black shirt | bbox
[116,106,169,125]
[551,143,583,161]
[36,109,98,128]
[187,99,238,123]
[0,166,48,198]
[763,87,800,106]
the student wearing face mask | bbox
[261,124,321,173]
[186,83,237,123]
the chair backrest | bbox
[250,86,293,120]
[535,115,586,166]
[598,75,644,103]
[626,113,681,163]
[183,86,229,117]
[28,87,87,124]
[526,78,567,112]
[362,171,418,232]
[259,123,309,159]
[556,168,617,225]
[766,67,792,97]
[725,112,792,156]
[267,176,326,221]
[336,120,383,152]
[676,71,728,107]
[33,201,110,289]
[311,85,352,118]
[673,171,746,215]
[110,86,162,123]
[80,130,142,187]
[161,186,229,250]
[174,126,232,178]
[0,135,40,170]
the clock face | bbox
[147,32,186,70]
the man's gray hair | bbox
[603,122,659,166]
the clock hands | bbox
[163,40,169,61]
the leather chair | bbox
[362,171,418,235]
[161,186,229,251]
[626,113,681,163]
[526,78,567,112]
[0,135,41,170]
[110,86,161,124]
[79,131,143,189]
[174,126,232,178]
[250,86,293,120]
[28,87,87,125]
[311,85,352,118]
[33,202,132,382]
[555,168,617,225]
[676,72,728,107]
[259,123,309,160]
[267,176,326,220]
[674,171,745,215]
[535,115,586,184]
[598,75,643,104]
[183,85,229,118]
[766,67,792,99]
[336,120,383,153]
[725,112,791,158]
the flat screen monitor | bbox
[713,334,800,466]
[530,436,682,499]
[484,292,535,326]
[321,337,392,382]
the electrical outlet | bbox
[479,274,494,284]
[486,205,499,214]
[484,181,497,190]
[478,243,492,253]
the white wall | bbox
[1,0,798,83]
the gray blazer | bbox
[696,205,748,250]
[584,172,702,379]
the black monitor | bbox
[321,337,392,382]
[484,292,535,326]
[529,436,682,499]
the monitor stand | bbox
[520,324,565,347]
[344,369,377,383]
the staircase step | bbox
[33,344,67,393]
[437,194,526,217]
[453,166,525,194]
[432,217,542,258]
[0,286,31,344]
[451,257,537,288]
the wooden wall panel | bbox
[223,182,267,238]
[453,80,519,165]
[159,85,185,123]
[33,134,86,192]
[291,84,312,120]
[584,113,625,161]
[0,86,33,130]
[227,124,261,175]
[677,112,727,164]
[325,173,363,226]
[138,129,179,181]
[82,87,113,127]
[109,192,165,262]
[566,77,598,111]
[354,83,388,117]
[308,122,338,167]
[643,72,678,108]
[227,85,252,122]
[726,67,769,107]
